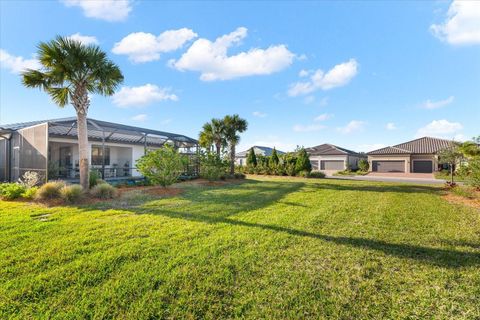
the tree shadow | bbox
[131,208,479,268]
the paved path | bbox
[326,174,446,184]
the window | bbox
[91,146,110,165]
[310,160,319,171]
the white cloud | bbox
[131,114,147,122]
[288,59,359,96]
[62,0,132,22]
[112,29,197,63]
[337,120,366,134]
[112,84,178,107]
[68,33,99,45]
[314,113,333,122]
[170,27,295,81]
[0,49,40,74]
[415,119,463,138]
[252,111,267,118]
[356,143,386,152]
[421,96,454,109]
[293,124,326,132]
[386,122,397,130]
[430,0,480,45]
[298,69,310,77]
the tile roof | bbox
[368,137,455,155]
[236,146,285,157]
[306,143,360,156]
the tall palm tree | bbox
[199,118,226,156]
[223,114,248,174]
[22,36,124,189]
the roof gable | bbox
[306,143,359,155]
[236,146,285,157]
[368,137,454,155]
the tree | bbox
[22,36,123,189]
[223,114,248,174]
[270,147,279,166]
[199,118,226,156]
[295,148,312,174]
[459,137,480,158]
[136,146,186,187]
[246,148,257,167]
[438,144,463,184]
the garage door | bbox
[320,160,344,170]
[372,161,405,173]
[413,160,432,173]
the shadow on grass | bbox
[134,208,480,268]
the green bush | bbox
[60,184,84,203]
[467,158,480,189]
[90,183,118,199]
[136,146,186,187]
[89,170,100,188]
[451,185,479,199]
[358,159,369,172]
[295,148,312,174]
[22,187,39,200]
[36,181,66,200]
[0,183,26,200]
[286,163,297,176]
[308,171,326,179]
[234,173,246,179]
[200,152,227,181]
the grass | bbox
[435,170,466,182]
[333,170,368,176]
[1,177,479,319]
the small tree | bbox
[358,158,369,172]
[199,151,227,181]
[246,148,257,167]
[136,145,185,187]
[270,148,279,166]
[295,148,312,174]
[438,144,463,185]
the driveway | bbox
[326,172,444,184]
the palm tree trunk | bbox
[215,143,221,157]
[230,144,235,174]
[77,111,89,190]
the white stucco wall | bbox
[309,155,348,172]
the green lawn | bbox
[1,177,479,319]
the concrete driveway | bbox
[326,172,444,184]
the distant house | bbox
[367,136,454,173]
[235,146,285,166]
[0,117,198,182]
[306,144,365,172]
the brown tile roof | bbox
[368,137,455,155]
[306,143,360,156]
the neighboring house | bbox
[0,117,198,182]
[235,146,285,166]
[367,136,453,173]
[306,144,365,172]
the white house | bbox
[306,144,365,172]
[235,146,285,166]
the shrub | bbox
[89,170,100,188]
[0,183,26,200]
[234,172,246,179]
[286,163,296,176]
[295,148,312,174]
[467,158,480,189]
[246,148,257,167]
[308,171,326,179]
[90,183,118,199]
[18,171,41,188]
[136,146,186,187]
[451,185,479,199]
[36,181,66,200]
[22,187,39,200]
[60,184,84,203]
[200,151,227,181]
[358,159,369,172]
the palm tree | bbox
[22,36,123,189]
[199,118,226,156]
[223,114,248,174]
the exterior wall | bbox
[309,155,348,172]
[235,157,247,166]
[347,155,366,170]
[367,155,411,173]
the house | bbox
[0,117,198,182]
[306,144,365,172]
[367,136,453,173]
[235,146,285,166]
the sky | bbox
[1,0,479,153]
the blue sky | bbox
[1,0,479,152]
